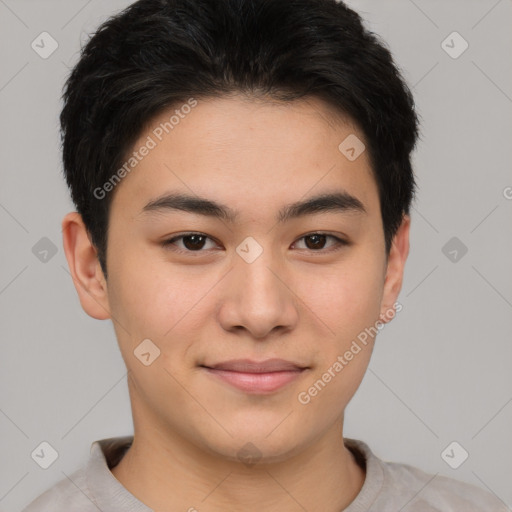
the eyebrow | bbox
[141,190,366,223]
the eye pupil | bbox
[305,234,327,250]
[183,235,206,250]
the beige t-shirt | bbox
[22,436,510,511]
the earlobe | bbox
[61,212,111,320]
[379,215,410,324]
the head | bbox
[61,0,418,462]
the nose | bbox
[217,250,299,340]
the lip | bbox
[200,358,308,394]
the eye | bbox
[292,233,348,252]
[161,233,219,253]
[161,232,348,254]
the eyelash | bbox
[160,232,349,255]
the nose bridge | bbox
[218,241,299,338]
[234,242,286,305]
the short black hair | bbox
[60,0,419,278]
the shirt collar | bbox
[343,438,385,511]
[85,435,383,511]
[86,435,153,512]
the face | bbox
[63,95,409,463]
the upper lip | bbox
[202,358,307,373]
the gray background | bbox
[1,0,511,510]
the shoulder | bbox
[345,438,510,512]
[21,436,136,512]
[21,467,98,512]
[383,459,509,512]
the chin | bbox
[195,421,313,466]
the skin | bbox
[62,95,410,512]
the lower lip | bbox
[202,368,305,393]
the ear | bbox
[379,215,410,324]
[61,212,111,320]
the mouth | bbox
[199,358,309,394]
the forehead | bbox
[110,95,380,221]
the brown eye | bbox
[293,233,347,252]
[180,234,207,250]
[161,232,348,255]
[161,233,218,252]
[304,234,328,250]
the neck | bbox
[111,418,365,511]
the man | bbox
[23,0,509,510]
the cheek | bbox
[106,244,183,327]
[106,250,217,364]
[295,263,381,416]
[296,252,384,339]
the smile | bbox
[200,358,309,394]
